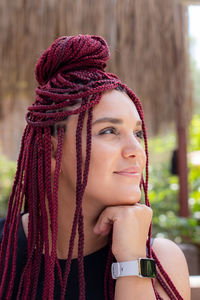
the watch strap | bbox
[112,260,139,279]
[111,258,156,279]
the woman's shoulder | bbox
[152,237,189,271]
[152,237,186,259]
[152,238,190,299]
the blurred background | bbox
[0,0,199,296]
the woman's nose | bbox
[121,135,143,159]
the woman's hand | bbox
[93,203,152,261]
[93,204,190,300]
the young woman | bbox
[0,34,190,299]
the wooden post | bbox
[176,107,190,217]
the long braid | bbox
[37,131,51,298]
[44,127,53,218]
[23,135,40,298]
[156,273,177,300]
[30,129,46,299]
[9,145,33,297]
[22,130,45,299]
[60,110,86,299]
[2,128,32,299]
[48,127,65,299]
[16,130,35,299]
[152,250,184,299]
[74,110,86,300]
[35,127,50,299]
[79,105,94,298]
[0,34,183,300]
[0,126,31,298]
[104,243,112,300]
[77,105,94,300]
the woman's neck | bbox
[56,195,108,259]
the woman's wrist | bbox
[113,249,146,262]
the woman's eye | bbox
[99,127,117,135]
[134,130,143,140]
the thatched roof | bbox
[181,0,200,4]
[0,0,191,137]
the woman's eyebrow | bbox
[92,117,142,126]
[92,117,123,126]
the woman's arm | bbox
[94,205,190,300]
[114,274,156,300]
[153,238,191,300]
[114,238,191,300]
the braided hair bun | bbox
[35,34,110,86]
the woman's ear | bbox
[51,136,58,174]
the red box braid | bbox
[0,34,183,300]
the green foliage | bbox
[188,166,200,215]
[0,154,16,217]
[148,133,176,154]
[188,114,200,151]
[149,162,200,245]
[148,113,200,246]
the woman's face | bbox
[60,89,146,208]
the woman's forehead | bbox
[93,90,141,123]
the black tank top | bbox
[0,215,110,299]
[0,215,154,299]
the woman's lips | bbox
[114,167,141,178]
[114,172,140,178]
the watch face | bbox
[140,259,157,278]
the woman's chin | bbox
[113,190,141,206]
